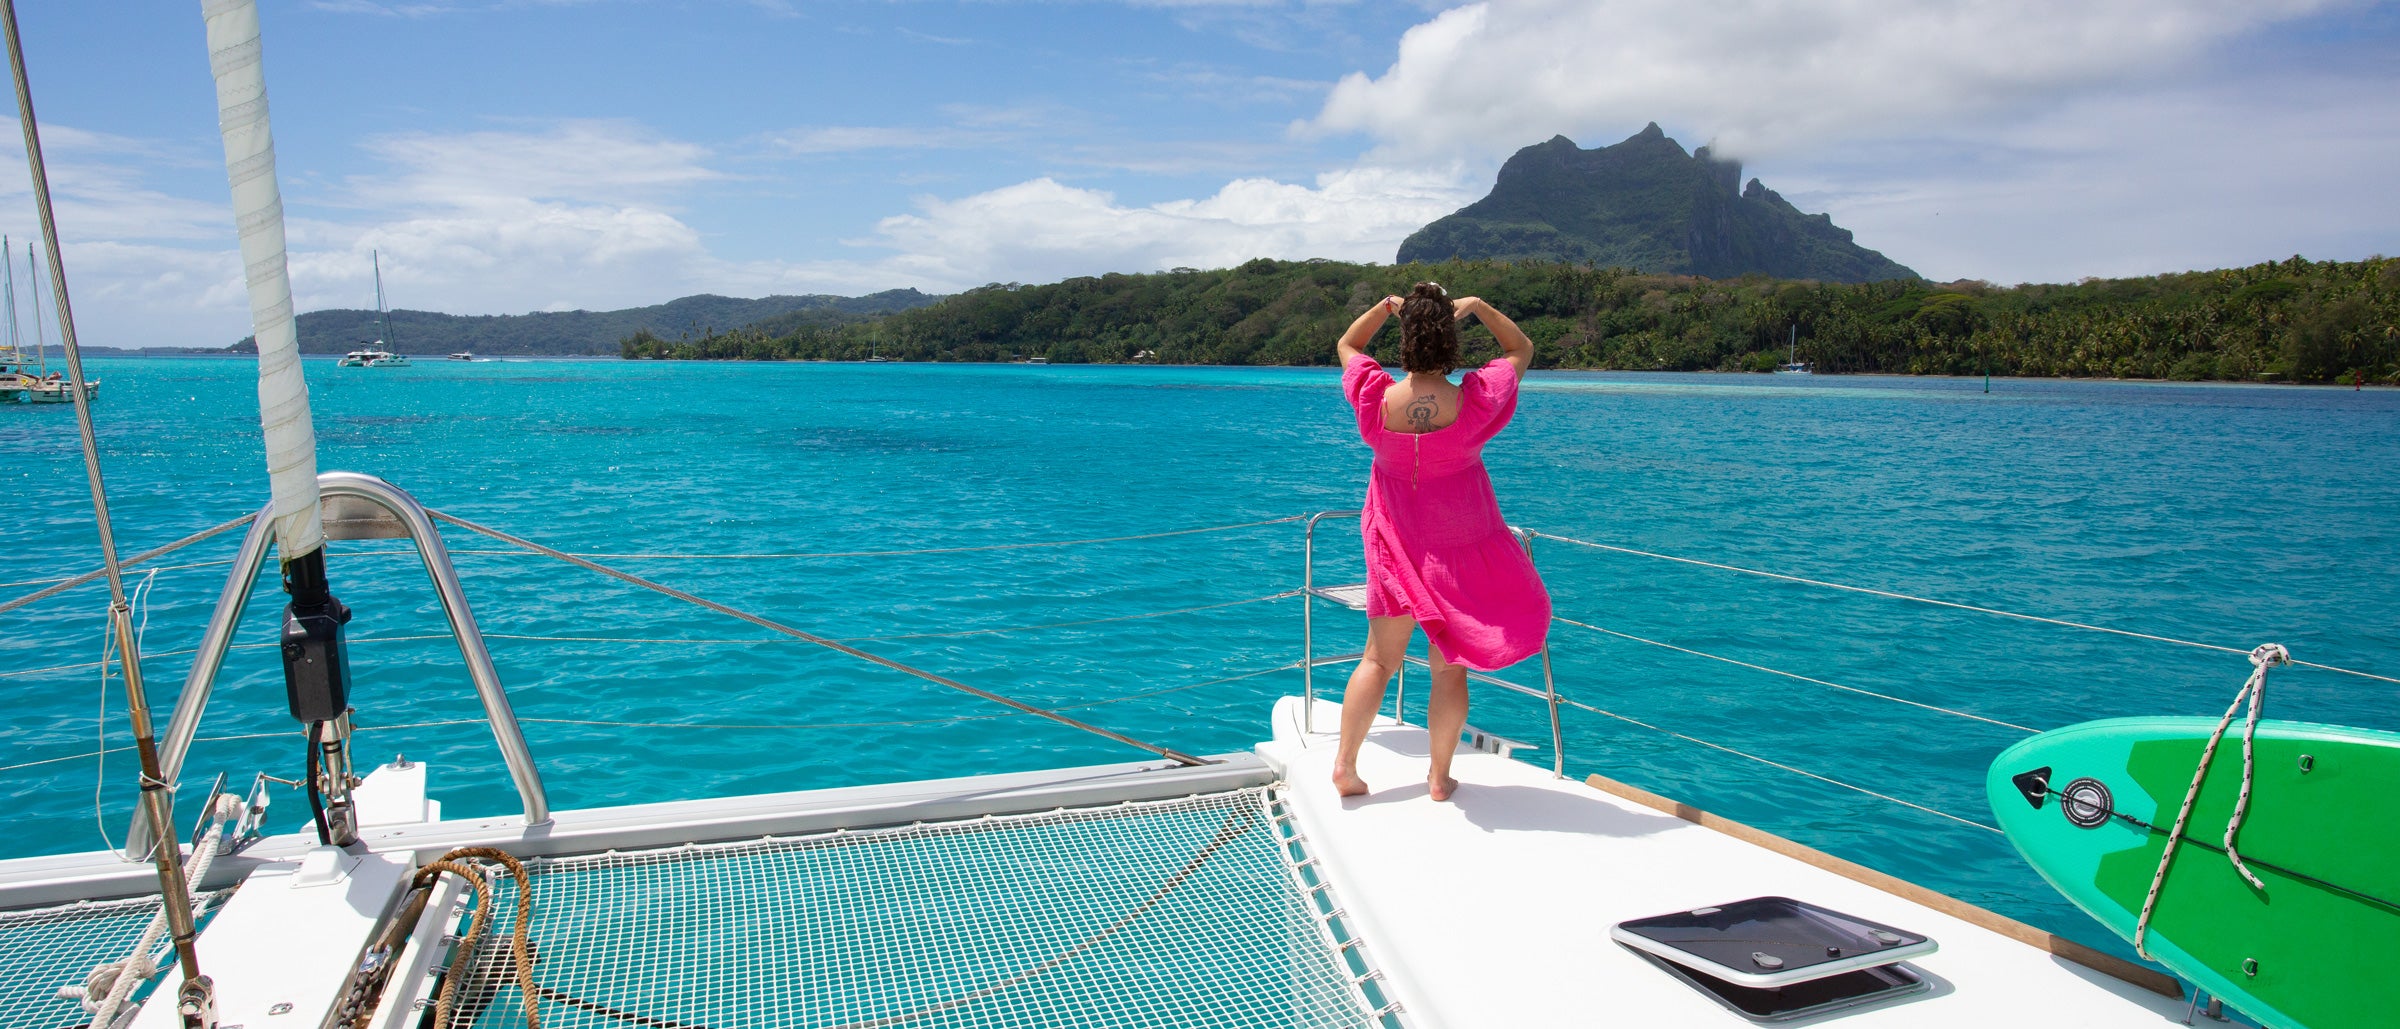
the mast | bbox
[201,0,359,858]
[28,240,45,374]
[1,1,215,1023]
[1,232,18,368]
[372,249,394,351]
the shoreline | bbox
[72,351,2392,389]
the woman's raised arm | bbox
[1457,297,1533,379]
[1336,295,1404,365]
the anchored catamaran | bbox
[339,252,408,368]
[0,5,2389,1029]
[4,235,93,404]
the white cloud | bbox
[0,120,740,347]
[268,121,728,317]
[770,126,959,155]
[1308,0,2340,160]
[346,120,722,208]
[857,164,1473,288]
[1770,72,2400,283]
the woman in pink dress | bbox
[1331,282,1551,801]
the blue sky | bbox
[1,0,2394,348]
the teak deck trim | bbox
[1583,772,2183,999]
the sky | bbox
[0,0,2394,349]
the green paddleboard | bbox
[1987,717,2400,1029]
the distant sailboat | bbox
[13,238,94,402]
[1,234,27,401]
[340,250,411,367]
[1776,325,1812,375]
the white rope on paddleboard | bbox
[203,0,321,562]
[2133,642,2286,958]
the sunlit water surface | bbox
[4,357,2395,965]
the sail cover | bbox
[203,0,321,559]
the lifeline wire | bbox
[1542,691,2001,833]
[427,508,1209,767]
[337,515,1308,562]
[0,513,252,617]
[349,662,1306,736]
[2,587,1295,682]
[1530,530,2399,686]
[1553,616,2040,733]
[3,659,1302,773]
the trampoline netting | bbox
[0,889,234,1029]
[439,786,1396,1029]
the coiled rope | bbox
[419,847,539,1029]
[2133,643,2286,958]
[60,793,245,1029]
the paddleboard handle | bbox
[2010,767,2051,810]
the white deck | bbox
[1259,697,2195,1028]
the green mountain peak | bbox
[1398,128,1916,283]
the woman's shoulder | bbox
[1464,357,1520,398]
[1343,353,1393,402]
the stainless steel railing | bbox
[1300,511,1567,778]
[127,472,549,860]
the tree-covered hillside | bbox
[233,289,938,356]
[624,255,2399,384]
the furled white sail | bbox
[202,0,321,559]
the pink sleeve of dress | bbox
[1465,358,1521,444]
[1342,353,1391,435]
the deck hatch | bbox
[433,786,1395,1029]
[1613,896,1937,1022]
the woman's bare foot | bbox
[1428,774,1459,802]
[1332,764,1369,797]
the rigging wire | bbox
[0,589,1296,682]
[1545,690,2004,834]
[1529,530,2398,686]
[427,508,1209,767]
[0,513,252,617]
[89,569,157,851]
[332,515,1308,562]
[1552,615,2041,733]
[0,730,304,775]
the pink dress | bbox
[1343,354,1552,671]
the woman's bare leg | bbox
[1424,645,1471,801]
[1332,616,1416,797]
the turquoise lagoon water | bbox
[4,356,2395,963]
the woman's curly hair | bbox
[1397,281,1459,375]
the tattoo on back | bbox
[1406,393,1440,433]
